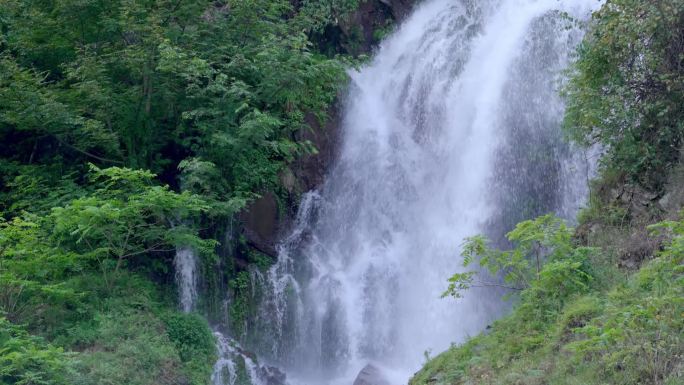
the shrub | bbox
[0,317,70,385]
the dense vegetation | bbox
[0,1,365,384]
[413,1,684,384]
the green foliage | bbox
[70,309,182,385]
[0,55,116,164]
[563,0,684,190]
[51,165,215,283]
[160,22,345,202]
[0,163,86,217]
[0,0,348,211]
[163,312,215,364]
[294,0,361,33]
[373,19,396,42]
[0,317,70,385]
[444,215,594,315]
[0,215,82,323]
[563,219,683,384]
[247,249,275,271]
[229,271,253,339]
[0,165,219,383]
[48,272,214,385]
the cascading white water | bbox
[212,332,267,385]
[212,332,239,385]
[254,0,603,384]
[175,247,199,313]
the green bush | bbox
[163,312,216,384]
[444,215,595,318]
[0,317,70,385]
[164,313,215,363]
[55,273,215,385]
[563,0,684,190]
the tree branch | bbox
[470,281,526,291]
[56,137,125,165]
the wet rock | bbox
[241,191,280,257]
[660,163,684,217]
[293,110,342,193]
[659,192,673,211]
[427,373,444,384]
[259,365,286,385]
[618,227,665,270]
[379,0,416,20]
[353,364,391,385]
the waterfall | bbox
[249,0,603,384]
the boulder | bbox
[353,364,391,385]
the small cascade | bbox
[255,192,320,361]
[174,247,198,313]
[173,248,273,385]
[211,332,268,385]
[212,333,238,385]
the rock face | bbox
[293,110,342,194]
[353,364,391,385]
[241,191,281,257]
[341,0,419,54]
[576,162,684,270]
[379,0,416,20]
